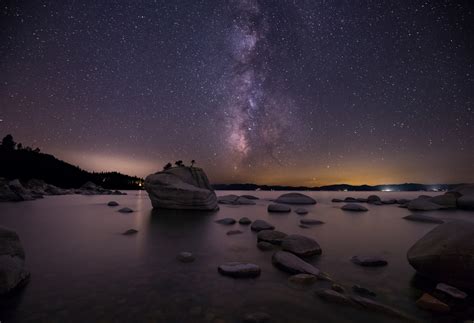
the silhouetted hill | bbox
[0,136,143,189]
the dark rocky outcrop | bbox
[0,226,30,294]
[144,167,218,210]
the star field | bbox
[1,0,473,185]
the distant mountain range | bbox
[212,183,464,192]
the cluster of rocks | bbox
[404,185,474,211]
[332,195,402,205]
[0,178,125,202]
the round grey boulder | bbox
[217,262,261,278]
[107,201,119,207]
[250,220,275,232]
[275,193,316,205]
[281,234,322,257]
[257,230,287,245]
[407,221,474,289]
[367,195,381,204]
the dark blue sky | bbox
[1,0,473,185]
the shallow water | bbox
[0,191,473,322]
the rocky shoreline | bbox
[0,178,125,202]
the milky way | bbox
[0,1,473,185]
[222,0,303,169]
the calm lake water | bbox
[0,191,473,322]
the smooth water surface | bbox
[0,191,473,322]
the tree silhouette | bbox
[34,147,41,153]
[175,160,183,167]
[191,160,196,167]
[1,134,16,150]
[17,143,23,150]
[163,162,172,170]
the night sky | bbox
[1,1,473,186]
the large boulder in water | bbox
[450,184,474,210]
[217,195,256,205]
[429,194,457,208]
[407,221,474,289]
[144,166,218,210]
[407,198,443,211]
[274,193,316,205]
[0,227,30,294]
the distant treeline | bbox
[0,134,143,189]
[212,183,464,192]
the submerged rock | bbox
[316,289,354,305]
[382,199,397,204]
[107,201,119,207]
[331,284,346,293]
[458,194,474,210]
[118,207,134,213]
[300,219,324,225]
[402,214,444,224]
[275,193,316,205]
[267,203,291,213]
[331,198,343,203]
[341,204,368,212]
[288,273,317,285]
[217,262,261,278]
[226,230,243,235]
[0,226,30,294]
[416,293,450,313]
[430,194,457,208]
[257,241,275,251]
[122,229,138,235]
[352,284,376,297]
[250,220,275,232]
[177,252,195,263]
[144,166,218,210]
[217,194,256,205]
[436,283,467,299]
[257,230,287,245]
[294,208,308,215]
[243,312,271,323]
[238,217,252,225]
[272,251,320,275]
[215,218,236,225]
[407,221,474,289]
[281,234,322,257]
[351,256,388,267]
[240,194,259,200]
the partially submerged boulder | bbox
[257,230,287,245]
[341,204,368,212]
[407,198,443,211]
[218,262,261,278]
[217,194,256,205]
[144,166,218,210]
[0,227,30,294]
[272,251,320,275]
[274,193,316,205]
[351,256,388,267]
[267,203,291,213]
[407,221,474,289]
[281,234,322,257]
[367,195,381,204]
[250,220,275,232]
[402,214,444,224]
